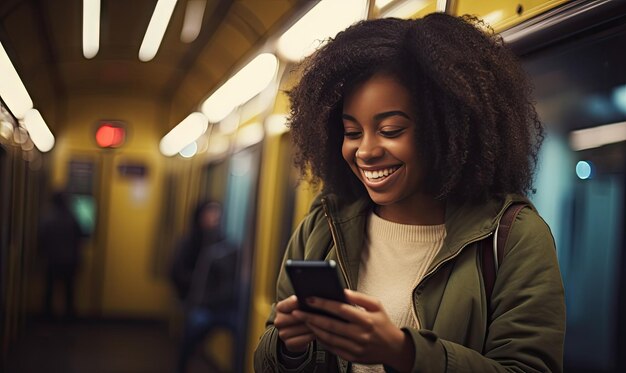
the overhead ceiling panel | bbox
[0,0,314,131]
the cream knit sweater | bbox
[352,212,446,373]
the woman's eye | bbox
[343,131,362,139]
[379,129,404,138]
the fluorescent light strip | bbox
[277,0,368,62]
[207,134,229,157]
[481,10,504,26]
[159,112,208,156]
[24,108,55,152]
[235,122,264,150]
[179,141,198,158]
[569,121,626,151]
[436,0,447,12]
[139,0,178,62]
[265,114,289,136]
[201,53,278,123]
[381,0,429,18]
[0,42,33,119]
[83,0,100,59]
[181,0,206,43]
[375,0,395,9]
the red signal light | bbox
[96,123,125,148]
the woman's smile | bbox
[359,165,402,187]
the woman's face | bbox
[341,73,429,215]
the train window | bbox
[68,194,97,236]
[223,144,262,248]
[221,143,263,373]
[523,21,626,373]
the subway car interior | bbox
[0,0,625,372]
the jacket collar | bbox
[319,193,532,287]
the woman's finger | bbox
[275,312,306,329]
[307,322,363,355]
[302,311,374,344]
[344,289,384,312]
[277,324,312,340]
[302,297,368,325]
[282,333,315,353]
[275,295,300,313]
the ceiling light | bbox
[207,134,230,157]
[0,120,13,140]
[235,122,264,150]
[196,134,209,153]
[139,0,178,62]
[159,112,208,156]
[218,111,240,135]
[201,53,278,123]
[381,0,429,18]
[575,161,592,180]
[277,0,368,62]
[569,121,626,151]
[180,0,206,43]
[265,114,289,136]
[23,108,55,152]
[436,0,447,12]
[375,0,395,9]
[0,42,34,119]
[179,141,198,158]
[481,10,504,26]
[83,0,100,59]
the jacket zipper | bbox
[322,197,504,331]
[321,198,353,290]
[410,231,494,327]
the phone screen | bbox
[285,260,347,319]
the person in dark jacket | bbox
[38,191,83,320]
[171,201,238,373]
[255,13,565,373]
[171,201,225,302]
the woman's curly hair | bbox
[287,13,544,203]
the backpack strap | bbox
[481,203,527,309]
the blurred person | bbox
[254,14,565,372]
[171,201,238,373]
[38,191,84,320]
[171,201,224,302]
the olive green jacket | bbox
[254,194,565,372]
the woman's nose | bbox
[355,137,384,161]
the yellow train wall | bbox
[44,94,171,318]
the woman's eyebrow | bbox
[373,110,411,121]
[342,113,358,123]
[342,111,411,123]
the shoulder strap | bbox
[481,203,527,306]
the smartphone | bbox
[285,260,348,320]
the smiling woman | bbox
[341,73,438,225]
[255,13,565,373]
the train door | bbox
[568,170,623,370]
[523,15,626,372]
[223,143,262,373]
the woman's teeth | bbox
[363,167,399,181]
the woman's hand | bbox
[292,289,415,372]
[274,295,315,354]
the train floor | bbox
[5,317,222,373]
